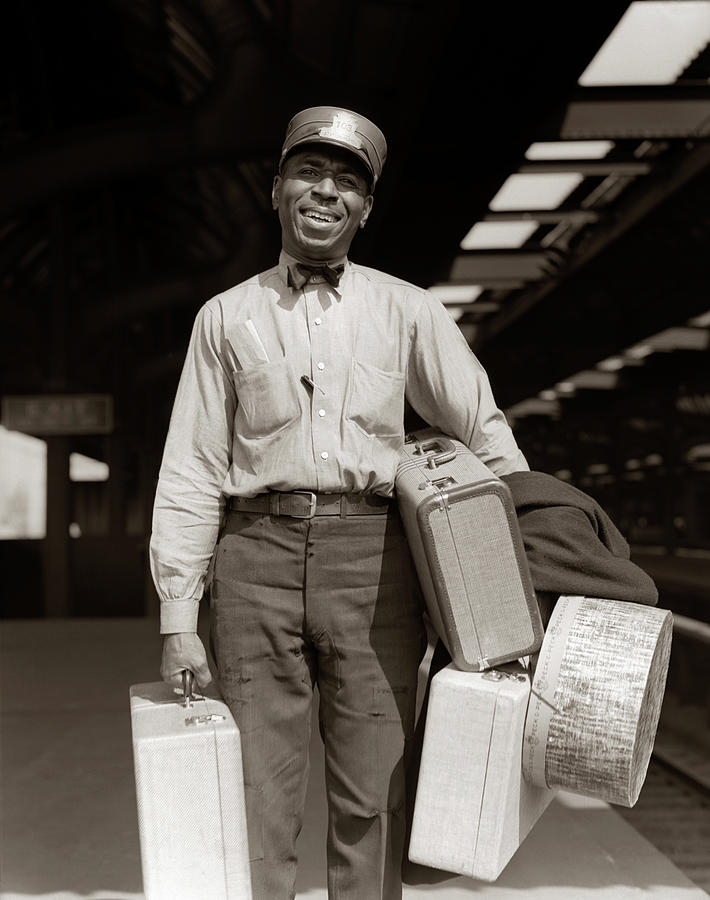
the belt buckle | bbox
[290,490,318,518]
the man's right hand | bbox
[161,632,213,689]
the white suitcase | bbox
[129,677,252,900]
[408,662,555,882]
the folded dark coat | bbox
[500,470,658,606]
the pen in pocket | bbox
[300,374,326,395]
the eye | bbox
[299,166,318,177]
[337,175,358,188]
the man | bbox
[151,106,528,900]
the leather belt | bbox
[229,491,391,519]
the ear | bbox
[271,175,281,211]
[359,194,374,229]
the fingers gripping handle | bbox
[180,670,226,726]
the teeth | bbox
[304,211,337,223]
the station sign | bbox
[1,394,114,435]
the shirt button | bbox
[318,409,326,417]
[317,362,325,370]
[314,317,322,326]
[320,451,329,460]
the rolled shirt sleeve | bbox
[405,292,529,476]
[150,302,236,633]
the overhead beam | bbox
[450,250,560,283]
[484,210,601,225]
[477,141,710,345]
[475,147,710,407]
[365,4,631,287]
[557,86,710,140]
[457,302,500,318]
[518,160,651,175]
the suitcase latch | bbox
[482,669,528,683]
[185,713,227,726]
[431,476,456,489]
[430,476,456,510]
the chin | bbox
[298,238,342,259]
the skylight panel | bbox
[647,326,710,351]
[579,1,710,86]
[626,342,654,359]
[568,370,619,390]
[688,309,710,327]
[597,356,626,372]
[555,382,576,395]
[525,141,615,160]
[507,397,560,419]
[489,173,585,211]
[428,284,483,304]
[460,221,538,249]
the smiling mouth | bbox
[301,209,340,225]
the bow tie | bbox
[287,262,345,290]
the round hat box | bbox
[523,594,672,807]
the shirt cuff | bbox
[160,598,200,634]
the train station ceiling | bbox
[2,0,710,444]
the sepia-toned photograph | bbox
[1,2,709,899]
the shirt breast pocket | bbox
[346,359,405,439]
[233,359,300,438]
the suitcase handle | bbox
[414,437,457,469]
[182,669,194,708]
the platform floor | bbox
[1,618,708,900]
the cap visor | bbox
[281,137,375,183]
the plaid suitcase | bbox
[396,429,542,671]
[129,675,252,900]
[408,662,555,881]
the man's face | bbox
[272,147,373,262]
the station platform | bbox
[1,618,707,900]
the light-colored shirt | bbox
[151,251,529,633]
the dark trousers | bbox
[210,506,427,900]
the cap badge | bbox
[319,112,363,150]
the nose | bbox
[312,175,338,200]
